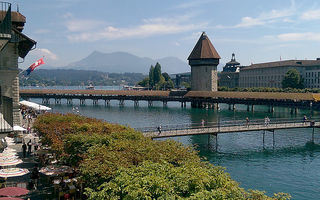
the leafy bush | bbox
[85,161,290,200]
[34,113,291,199]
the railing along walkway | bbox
[140,118,320,138]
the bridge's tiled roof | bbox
[20,89,171,97]
[184,91,315,101]
[20,89,319,102]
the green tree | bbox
[149,65,155,88]
[85,161,291,200]
[282,69,303,89]
[137,77,149,87]
[162,72,170,81]
[154,62,162,85]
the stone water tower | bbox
[188,32,220,91]
[0,2,36,130]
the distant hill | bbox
[19,69,146,86]
[66,51,189,74]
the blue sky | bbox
[12,0,320,71]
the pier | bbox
[20,89,320,111]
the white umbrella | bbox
[0,168,29,178]
[0,153,17,159]
[3,148,17,153]
[0,158,23,167]
[39,165,73,176]
[12,126,26,132]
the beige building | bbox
[239,59,320,88]
[0,3,36,132]
[188,32,220,91]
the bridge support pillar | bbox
[262,130,265,149]
[272,130,275,148]
[42,98,50,104]
[55,98,61,105]
[93,99,98,105]
[134,100,139,107]
[215,103,219,110]
[119,99,124,106]
[215,133,218,151]
[105,100,110,106]
[80,99,85,106]
[269,105,274,113]
[232,104,236,111]
[312,127,315,143]
[181,101,186,108]
[247,105,250,111]
[228,104,231,110]
[67,99,72,105]
[251,105,254,112]
[148,101,153,107]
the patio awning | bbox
[12,126,26,132]
[19,100,51,111]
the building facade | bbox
[0,3,36,131]
[188,32,220,91]
[239,59,320,88]
[219,53,241,88]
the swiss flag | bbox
[26,58,45,75]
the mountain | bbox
[67,51,189,74]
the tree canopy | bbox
[34,113,290,200]
[282,69,304,89]
[138,62,174,90]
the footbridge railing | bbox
[138,117,320,138]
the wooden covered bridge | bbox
[19,89,320,111]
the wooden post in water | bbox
[272,130,275,148]
[312,127,315,143]
[263,130,265,149]
[215,133,218,151]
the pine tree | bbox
[148,65,155,88]
[154,62,162,85]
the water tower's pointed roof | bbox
[188,32,220,60]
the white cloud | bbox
[278,32,320,41]
[63,13,107,32]
[301,9,320,20]
[235,7,296,28]
[216,1,296,29]
[66,15,206,42]
[31,48,58,60]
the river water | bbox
[24,86,320,199]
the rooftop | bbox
[188,32,220,60]
[242,59,320,70]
